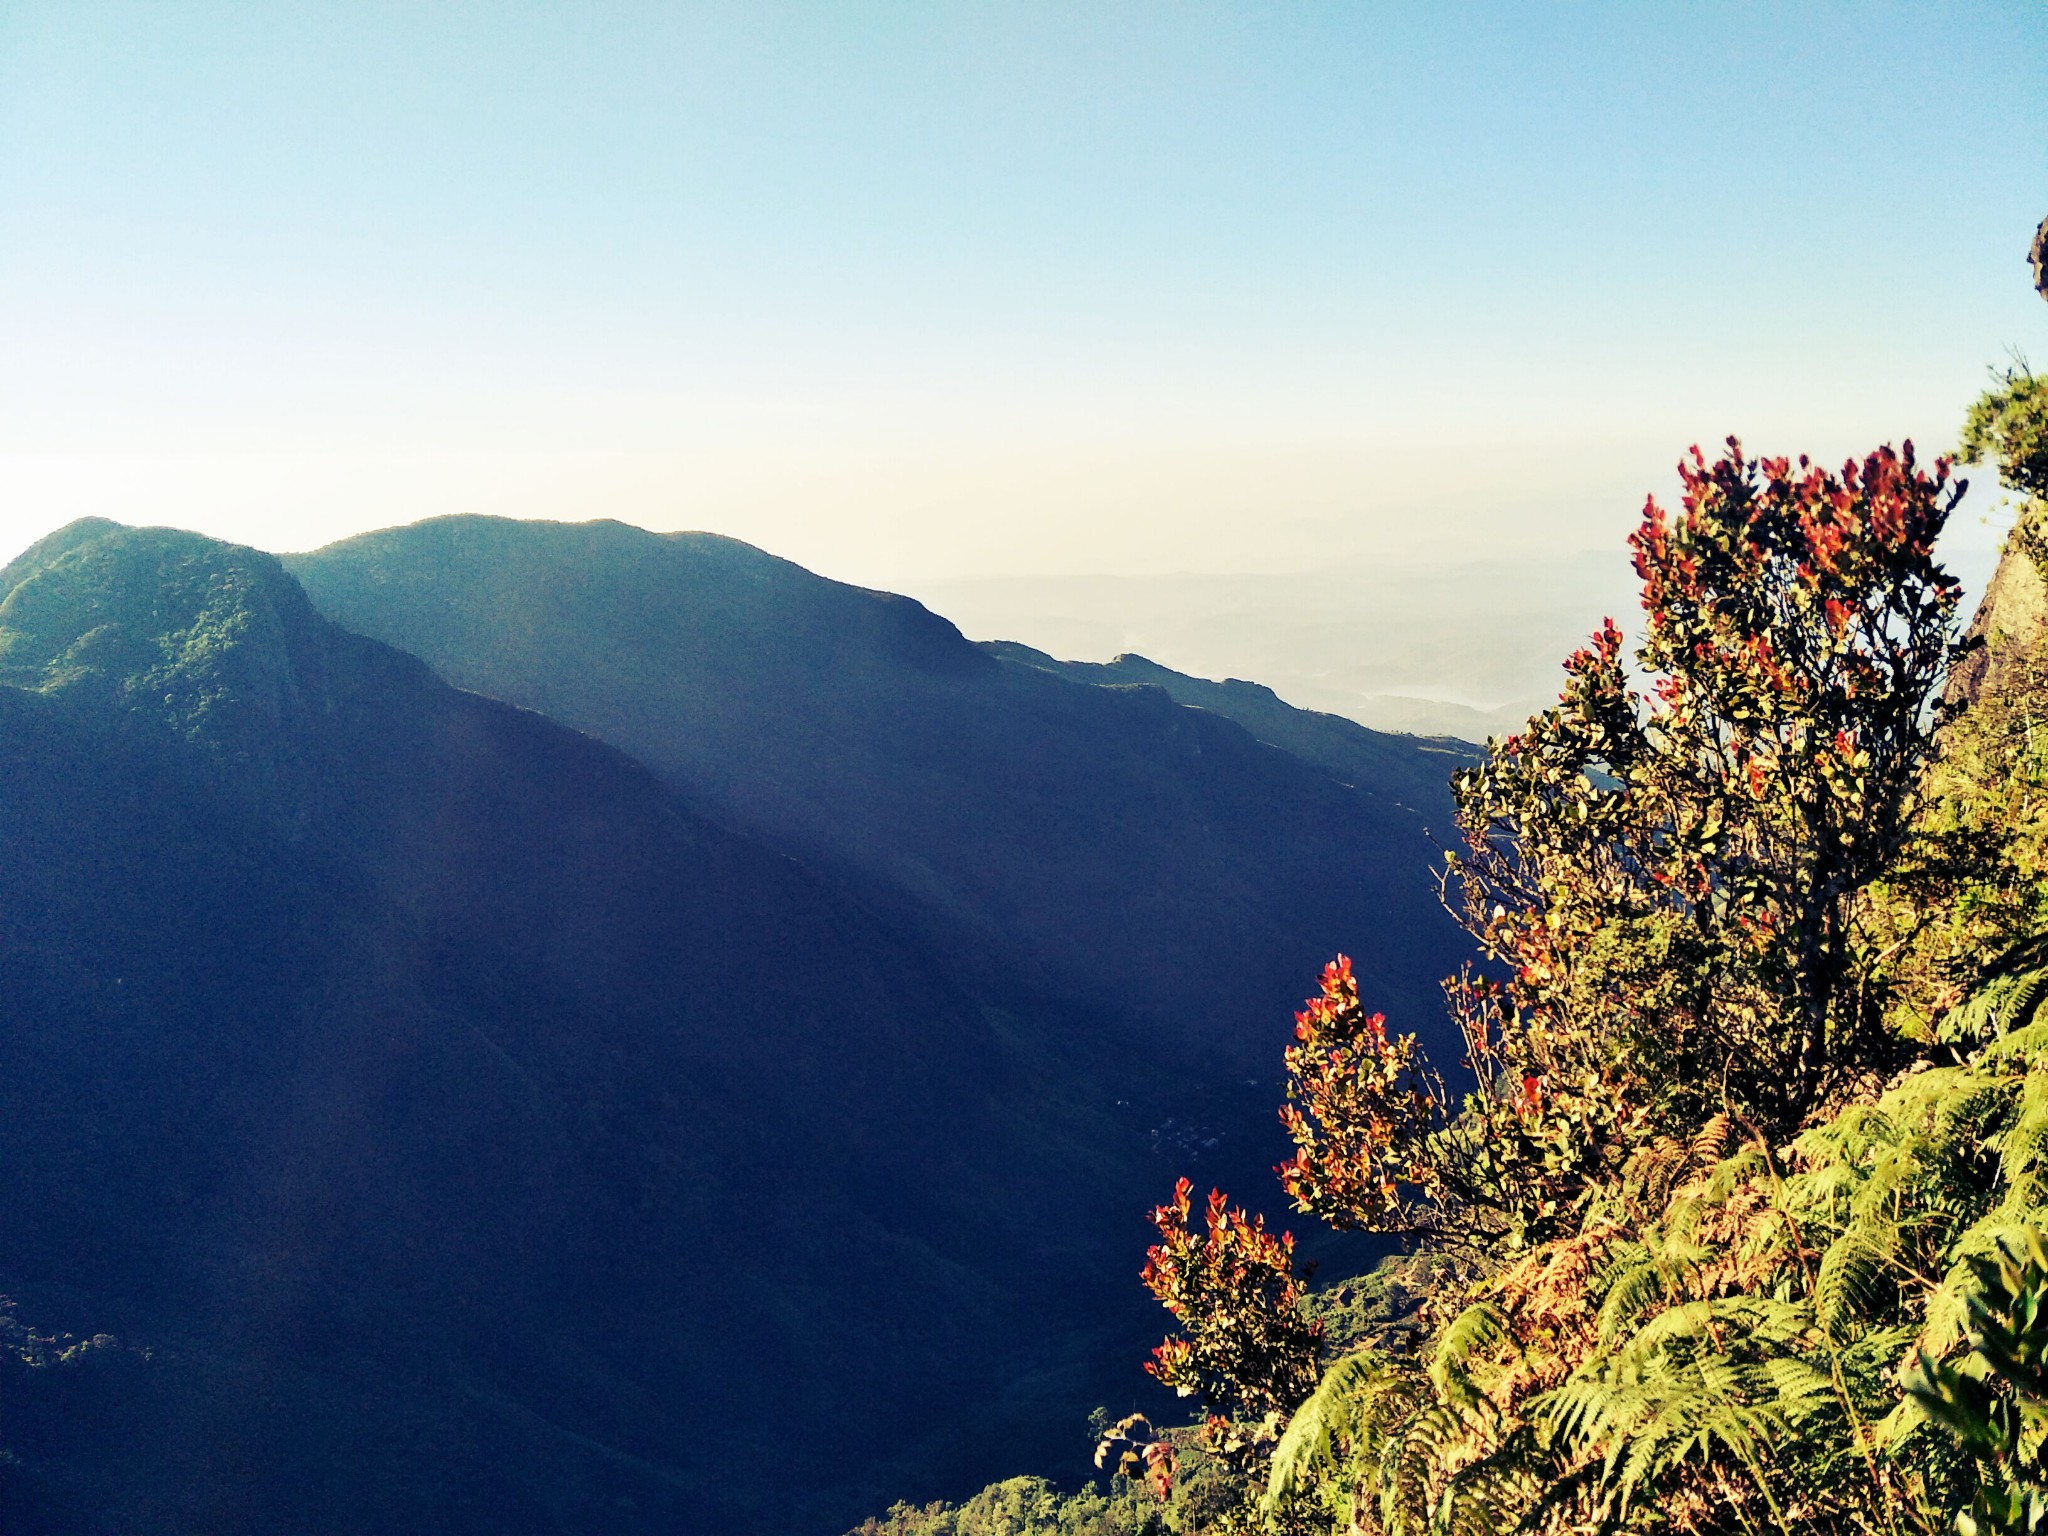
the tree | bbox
[1133,1178,1327,1526]
[1280,438,1968,1246]
[1141,1178,1323,1425]
[1133,437,1983,1532]
[1961,368,2048,504]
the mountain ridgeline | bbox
[286,516,1477,1071]
[0,516,1476,1534]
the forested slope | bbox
[0,521,1178,1534]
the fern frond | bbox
[1943,964,2048,1043]
[1263,1349,1422,1513]
[1814,1217,1898,1343]
[1433,1432,1549,1536]
[1431,1301,1511,1409]
[1595,1246,1667,1347]
[1689,1111,1733,1172]
[1378,1398,1496,1536]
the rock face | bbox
[1948,211,2048,706]
[1948,513,2048,709]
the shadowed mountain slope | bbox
[288,517,1474,1071]
[0,521,1171,1535]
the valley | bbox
[0,517,1475,1534]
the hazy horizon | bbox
[3,497,2012,742]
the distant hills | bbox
[1,516,1476,1534]
[288,516,1477,1070]
[907,535,2013,742]
[982,643,1474,810]
[903,556,1645,741]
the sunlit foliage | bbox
[1120,434,2042,1534]
[863,402,2048,1534]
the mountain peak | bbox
[0,522,375,778]
[292,514,994,683]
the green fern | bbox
[1942,965,2048,1045]
[1262,1349,1421,1515]
[1430,1302,1511,1411]
[1815,1216,1901,1343]
[1594,1244,1668,1347]
[1251,962,2048,1534]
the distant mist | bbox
[907,550,1640,742]
[909,528,2007,744]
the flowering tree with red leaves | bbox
[1276,955,1442,1232]
[1276,951,1633,1248]
[1278,439,1967,1246]
[1141,1177,1323,1424]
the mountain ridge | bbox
[0,519,1180,1534]
[287,514,1477,1072]
[979,641,1478,810]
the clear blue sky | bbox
[1,2,2043,586]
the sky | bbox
[1,2,2045,593]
